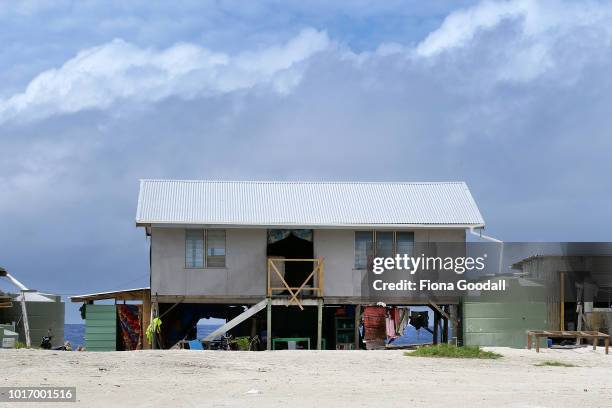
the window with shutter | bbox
[206,229,226,268]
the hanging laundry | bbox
[386,307,408,340]
[409,311,429,331]
[362,306,386,341]
[385,309,397,339]
[117,304,142,350]
[396,308,409,336]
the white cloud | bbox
[416,0,529,57]
[415,0,612,81]
[0,28,330,124]
[6,0,612,125]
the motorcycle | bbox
[40,334,71,351]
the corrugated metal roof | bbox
[136,180,485,227]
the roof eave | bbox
[136,221,485,230]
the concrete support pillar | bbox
[316,298,323,350]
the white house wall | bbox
[151,228,267,297]
[313,229,466,297]
[151,227,465,298]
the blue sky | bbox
[1,0,611,322]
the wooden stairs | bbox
[202,298,269,342]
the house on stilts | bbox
[128,180,486,350]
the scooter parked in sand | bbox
[40,334,71,351]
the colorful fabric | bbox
[117,304,142,350]
[364,306,408,341]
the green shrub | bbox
[233,337,250,351]
[405,344,502,359]
[535,360,576,367]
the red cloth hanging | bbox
[362,306,386,341]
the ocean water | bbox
[64,323,442,349]
[64,323,86,348]
[63,324,220,349]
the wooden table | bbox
[527,330,609,354]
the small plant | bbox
[15,340,27,349]
[405,344,502,359]
[535,360,576,367]
[233,336,250,351]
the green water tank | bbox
[0,292,65,348]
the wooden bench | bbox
[527,330,609,354]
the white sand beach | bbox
[1,347,611,408]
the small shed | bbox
[463,276,548,348]
[84,305,117,351]
[71,288,151,351]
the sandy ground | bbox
[1,347,611,408]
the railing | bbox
[267,258,324,310]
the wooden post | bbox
[442,306,449,343]
[266,299,272,351]
[433,310,439,345]
[449,305,458,345]
[354,304,361,350]
[457,303,463,346]
[319,259,325,298]
[316,298,323,350]
[19,292,31,348]
[141,290,151,349]
[527,332,531,350]
[250,317,257,338]
[560,271,565,330]
[151,295,159,350]
[267,259,271,297]
[576,285,583,345]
